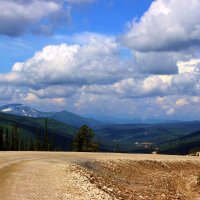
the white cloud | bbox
[166,108,175,116]
[2,1,200,119]
[66,0,96,4]
[121,0,200,52]
[0,0,61,36]
[120,0,200,74]
[133,51,189,74]
[1,28,200,119]
[177,59,200,74]
[2,32,200,103]
[112,76,169,98]
[176,98,189,107]
[0,87,14,100]
[0,0,96,36]
[0,34,129,88]
[29,86,77,99]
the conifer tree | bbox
[4,128,9,150]
[11,124,19,151]
[73,125,99,152]
[24,137,28,151]
[20,139,25,151]
[35,130,41,151]
[43,118,49,151]
[0,126,3,151]
[29,137,34,151]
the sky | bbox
[0,0,200,121]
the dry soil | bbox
[0,152,200,200]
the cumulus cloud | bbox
[133,51,186,74]
[120,0,200,74]
[71,93,200,120]
[112,76,169,98]
[80,58,200,99]
[176,98,189,107]
[0,87,15,101]
[0,0,95,36]
[154,95,200,119]
[0,0,61,36]
[121,0,200,52]
[29,86,77,99]
[2,0,200,119]
[1,30,200,104]
[0,33,130,88]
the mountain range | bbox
[1,104,200,154]
[0,104,103,128]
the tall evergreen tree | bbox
[29,137,34,151]
[43,118,49,151]
[20,139,25,151]
[73,125,99,152]
[0,126,3,151]
[24,137,28,151]
[4,128,9,150]
[35,130,41,151]
[11,124,19,151]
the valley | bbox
[1,104,200,154]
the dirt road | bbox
[0,152,200,200]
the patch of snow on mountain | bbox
[2,108,13,112]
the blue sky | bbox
[0,0,153,71]
[1,0,200,121]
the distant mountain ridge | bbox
[0,104,103,128]
[95,121,200,152]
[1,104,200,154]
[0,104,46,118]
[49,110,103,128]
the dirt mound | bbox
[79,160,200,200]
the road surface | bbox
[0,152,200,200]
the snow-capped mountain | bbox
[0,104,103,127]
[0,104,47,118]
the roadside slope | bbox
[0,152,200,200]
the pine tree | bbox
[49,134,54,151]
[24,137,28,151]
[35,130,41,151]
[29,137,34,151]
[4,128,9,150]
[11,125,15,150]
[0,126,3,151]
[20,139,25,151]
[11,124,19,151]
[43,118,49,151]
[73,125,99,152]
[15,125,19,150]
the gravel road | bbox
[0,152,200,200]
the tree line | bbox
[0,119,99,152]
[0,118,53,151]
